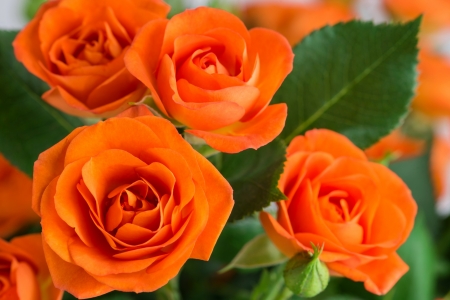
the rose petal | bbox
[288,129,367,160]
[189,152,233,260]
[42,239,113,299]
[186,103,287,153]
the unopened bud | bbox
[283,244,329,298]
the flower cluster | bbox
[0,0,431,299]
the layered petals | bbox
[0,155,39,238]
[0,234,62,300]
[260,129,416,295]
[125,6,294,153]
[13,0,169,117]
[32,107,233,298]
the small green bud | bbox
[283,244,330,298]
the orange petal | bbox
[90,252,188,293]
[67,237,163,277]
[80,149,146,211]
[0,156,37,238]
[177,79,260,112]
[10,234,63,300]
[259,211,301,258]
[189,152,233,260]
[13,0,59,82]
[42,87,95,118]
[134,116,204,183]
[124,19,169,115]
[161,7,251,56]
[368,163,416,246]
[328,252,408,295]
[64,117,163,165]
[186,103,287,153]
[32,126,85,214]
[138,151,194,206]
[85,68,143,109]
[244,28,293,120]
[38,6,81,63]
[15,262,40,300]
[54,158,107,248]
[286,179,342,245]
[365,129,425,161]
[40,178,74,263]
[42,239,113,299]
[116,105,153,118]
[288,129,367,160]
[156,55,246,131]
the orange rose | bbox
[260,129,417,295]
[0,234,62,300]
[13,0,170,118]
[125,7,293,153]
[0,154,38,238]
[242,2,354,46]
[413,48,450,117]
[32,106,233,298]
[364,129,425,161]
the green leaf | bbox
[382,215,436,300]
[219,234,287,273]
[0,30,83,177]
[212,217,264,264]
[273,18,420,148]
[219,139,287,222]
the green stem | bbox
[154,275,181,300]
[275,286,294,300]
[264,274,285,300]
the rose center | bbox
[195,52,230,76]
[318,190,361,223]
[104,180,162,233]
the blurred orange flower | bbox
[0,234,62,300]
[431,119,450,216]
[125,7,293,153]
[260,129,416,295]
[32,107,233,298]
[365,129,425,161]
[413,48,450,117]
[384,0,450,30]
[13,0,170,118]
[0,154,38,238]
[242,2,354,46]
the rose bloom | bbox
[32,106,233,298]
[125,7,293,153]
[0,234,62,300]
[13,0,170,118]
[364,129,425,161]
[242,2,354,46]
[260,129,417,295]
[0,154,38,238]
